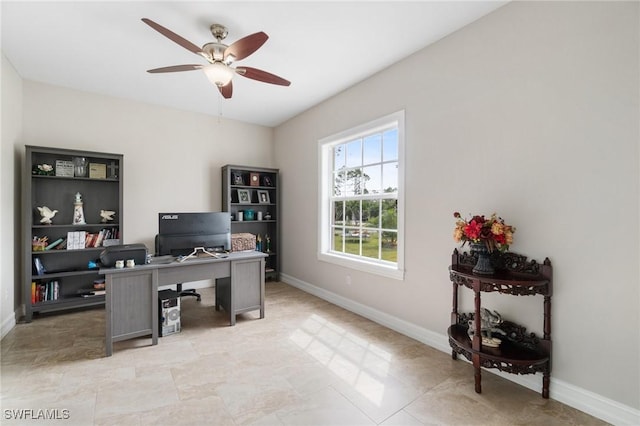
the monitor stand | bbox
[176,247,218,263]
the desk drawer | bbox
[157,262,230,287]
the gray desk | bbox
[101,251,266,356]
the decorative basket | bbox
[231,233,256,252]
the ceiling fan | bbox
[142,18,291,99]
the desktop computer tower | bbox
[158,290,181,336]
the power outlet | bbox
[345,275,352,286]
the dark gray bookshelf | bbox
[222,165,280,281]
[22,146,123,321]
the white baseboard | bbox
[280,273,640,426]
[1,309,17,340]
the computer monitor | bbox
[156,212,231,256]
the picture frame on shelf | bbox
[257,190,270,204]
[262,176,274,187]
[55,160,74,177]
[250,173,260,186]
[237,189,251,204]
[33,257,46,275]
[232,172,245,186]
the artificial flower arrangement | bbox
[32,164,54,176]
[453,212,515,252]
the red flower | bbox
[464,220,482,239]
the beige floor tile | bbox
[271,387,376,425]
[1,283,607,426]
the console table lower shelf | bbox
[448,321,551,397]
[102,252,266,357]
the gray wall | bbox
[274,1,639,414]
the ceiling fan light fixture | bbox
[142,19,290,99]
[203,62,234,87]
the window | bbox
[318,111,404,280]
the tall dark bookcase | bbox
[22,146,123,321]
[222,165,280,281]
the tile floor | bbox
[1,283,606,425]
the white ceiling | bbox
[1,1,506,127]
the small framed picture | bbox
[55,160,74,177]
[249,173,260,186]
[262,176,274,187]
[33,257,46,275]
[232,172,245,186]
[237,189,251,204]
[257,190,270,204]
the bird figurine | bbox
[100,210,116,223]
[37,206,58,224]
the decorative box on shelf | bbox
[89,163,106,179]
[231,233,256,252]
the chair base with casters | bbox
[176,283,201,301]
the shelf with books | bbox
[32,226,119,252]
[23,146,123,321]
[30,272,105,313]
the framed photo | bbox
[237,189,251,204]
[55,160,74,177]
[257,190,270,204]
[262,176,274,187]
[232,172,245,186]
[249,172,260,186]
[33,257,46,275]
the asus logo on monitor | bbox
[161,215,178,220]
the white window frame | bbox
[318,110,405,280]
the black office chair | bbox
[175,284,201,302]
[154,235,201,302]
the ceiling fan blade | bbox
[218,81,233,99]
[236,67,291,86]
[147,64,202,73]
[142,18,204,56]
[225,32,268,61]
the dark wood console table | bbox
[448,249,553,398]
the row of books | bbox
[34,228,120,251]
[68,228,120,249]
[31,281,60,303]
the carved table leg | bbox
[473,285,482,393]
[451,282,459,360]
[473,353,482,393]
[543,373,550,398]
[543,294,551,398]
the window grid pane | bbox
[329,126,398,264]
